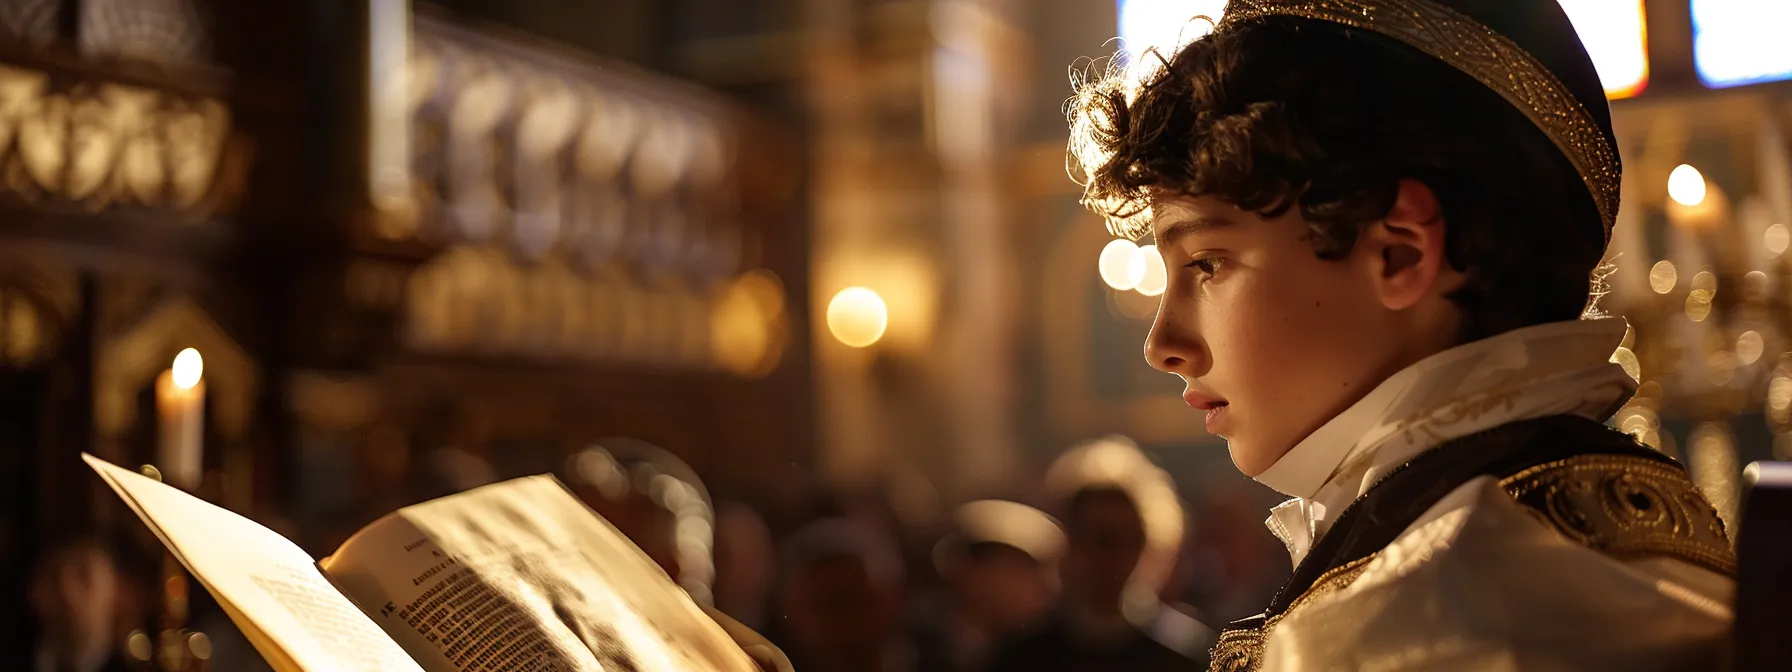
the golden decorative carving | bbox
[401,244,786,375]
[396,17,739,278]
[377,17,772,371]
[0,63,236,215]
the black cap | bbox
[1436,0,1618,162]
[1222,0,1623,238]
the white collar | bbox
[1255,318,1636,565]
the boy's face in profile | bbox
[1143,192,1458,475]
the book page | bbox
[83,454,422,672]
[322,475,757,672]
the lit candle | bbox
[156,348,205,490]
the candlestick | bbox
[156,348,205,491]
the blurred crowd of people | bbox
[21,434,1289,672]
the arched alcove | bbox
[96,297,257,442]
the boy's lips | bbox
[1182,390,1226,410]
[1183,390,1230,435]
[1204,405,1229,435]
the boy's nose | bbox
[1144,322,1201,376]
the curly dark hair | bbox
[1067,17,1611,342]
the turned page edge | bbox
[82,453,426,672]
[82,453,305,672]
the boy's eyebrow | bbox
[1154,216,1235,246]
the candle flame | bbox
[172,348,204,390]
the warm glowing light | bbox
[1746,270,1770,299]
[1135,244,1167,296]
[1690,421,1740,528]
[1686,290,1713,322]
[1648,260,1678,294]
[1617,406,1658,435]
[1117,0,1229,82]
[187,632,212,661]
[1114,288,1160,321]
[1692,270,1718,293]
[1616,406,1661,448]
[1770,375,1792,421]
[952,500,1067,566]
[1686,273,1715,314]
[1668,165,1707,207]
[171,348,203,390]
[826,287,889,348]
[1738,330,1765,365]
[1098,239,1147,291]
[1709,351,1737,386]
[1693,0,1792,88]
[127,632,152,663]
[1611,346,1641,381]
[712,270,786,376]
[1767,224,1790,257]
[1557,0,1649,98]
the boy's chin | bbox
[1226,438,1291,478]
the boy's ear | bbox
[1365,179,1454,311]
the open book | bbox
[83,453,761,672]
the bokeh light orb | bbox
[826,287,888,348]
[1098,239,1146,290]
[1668,164,1707,207]
[1135,244,1167,296]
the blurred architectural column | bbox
[804,0,1028,500]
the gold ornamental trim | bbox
[1501,454,1738,576]
[1208,555,1375,672]
[1220,0,1621,239]
[1207,453,1734,672]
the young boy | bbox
[1068,1,1735,670]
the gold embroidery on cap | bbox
[1220,0,1622,239]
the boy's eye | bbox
[1184,257,1225,278]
